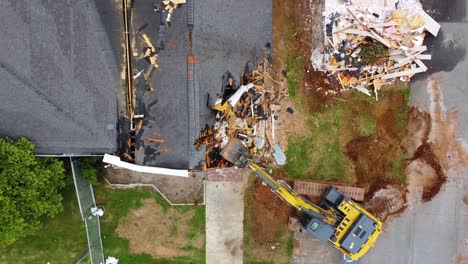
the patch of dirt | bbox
[250,179,292,243]
[272,0,296,73]
[273,0,409,221]
[364,185,407,222]
[245,178,292,263]
[303,70,337,111]
[345,88,407,198]
[272,0,310,152]
[426,77,468,169]
[116,199,203,259]
[103,168,205,204]
[408,143,446,202]
[402,108,431,157]
[274,98,308,151]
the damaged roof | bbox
[0,0,122,155]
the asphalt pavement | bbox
[361,1,468,263]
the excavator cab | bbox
[298,212,336,243]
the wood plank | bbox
[293,180,365,201]
[421,10,441,36]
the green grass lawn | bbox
[96,186,205,264]
[285,105,355,181]
[285,22,304,101]
[359,115,377,136]
[0,178,205,264]
[0,176,88,264]
[286,53,303,100]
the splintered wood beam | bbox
[145,136,165,143]
[154,147,168,154]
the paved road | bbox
[362,1,468,263]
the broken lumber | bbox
[293,180,365,201]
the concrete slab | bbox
[206,181,246,264]
[293,231,342,264]
[102,167,204,204]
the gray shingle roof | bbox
[0,0,121,154]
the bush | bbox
[0,137,65,244]
[80,157,101,185]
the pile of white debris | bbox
[312,0,440,100]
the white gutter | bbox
[102,154,189,177]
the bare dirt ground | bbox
[103,167,204,204]
[250,180,291,244]
[244,178,293,263]
[116,199,204,259]
[272,0,468,225]
[345,88,408,195]
[273,0,409,221]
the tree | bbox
[0,137,65,244]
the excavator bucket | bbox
[220,138,250,167]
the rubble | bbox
[195,57,288,169]
[313,1,440,100]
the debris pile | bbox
[153,0,186,27]
[313,3,440,99]
[195,58,288,169]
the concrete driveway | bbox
[205,168,249,264]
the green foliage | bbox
[0,137,65,244]
[80,157,101,185]
[170,223,178,236]
[358,116,377,136]
[0,178,88,263]
[359,42,388,65]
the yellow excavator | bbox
[220,139,382,261]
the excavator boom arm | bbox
[249,163,334,223]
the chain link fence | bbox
[71,157,105,264]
